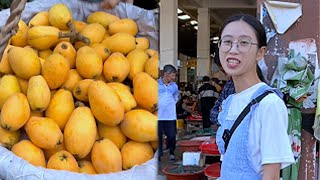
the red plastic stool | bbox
[205,163,221,180]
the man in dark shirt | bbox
[198,76,217,129]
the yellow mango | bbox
[8,46,41,79]
[150,141,158,150]
[145,52,159,79]
[145,49,157,57]
[61,69,83,92]
[87,11,119,28]
[27,75,51,112]
[78,161,97,174]
[43,141,66,160]
[107,82,137,112]
[53,41,77,68]
[133,72,158,112]
[11,140,46,167]
[101,32,136,55]
[38,49,53,59]
[0,126,20,149]
[80,23,106,44]
[0,45,14,76]
[45,89,75,131]
[48,4,72,30]
[97,122,127,149]
[27,26,60,50]
[90,43,110,62]
[88,81,124,126]
[127,49,149,80]
[72,21,87,32]
[91,138,122,174]
[121,141,154,170]
[120,109,157,142]
[16,77,28,95]
[42,53,69,89]
[103,52,130,83]
[64,107,97,159]
[76,46,103,79]
[108,18,138,36]
[47,150,79,172]
[72,79,93,102]
[25,116,63,149]
[0,75,21,109]
[0,93,30,131]
[136,37,150,50]
[11,20,29,47]
[28,11,49,27]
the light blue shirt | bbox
[158,78,179,121]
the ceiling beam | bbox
[200,0,256,9]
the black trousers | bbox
[201,106,213,129]
[158,120,176,157]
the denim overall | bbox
[216,85,282,180]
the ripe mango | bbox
[72,21,87,32]
[121,141,154,170]
[78,161,97,174]
[107,82,137,112]
[145,52,159,79]
[76,46,103,79]
[0,75,21,109]
[136,37,150,50]
[45,89,75,131]
[0,45,14,76]
[0,93,30,131]
[90,43,110,62]
[27,26,60,50]
[42,53,69,89]
[25,116,63,149]
[101,32,136,55]
[87,11,119,28]
[11,20,28,47]
[28,11,49,27]
[103,52,130,83]
[133,72,158,112]
[48,4,72,30]
[0,127,20,149]
[64,107,97,159]
[47,150,79,172]
[88,81,124,126]
[91,138,122,174]
[8,46,41,79]
[11,140,46,167]
[72,79,93,102]
[61,69,83,92]
[80,23,106,44]
[127,49,149,80]
[97,122,127,149]
[27,75,51,112]
[120,109,157,142]
[53,41,77,68]
[38,49,53,59]
[108,18,138,37]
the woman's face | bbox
[219,20,265,79]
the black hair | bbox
[203,76,210,82]
[163,64,177,74]
[213,48,221,67]
[219,14,267,48]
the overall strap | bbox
[222,90,274,151]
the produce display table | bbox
[185,115,203,132]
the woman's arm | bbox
[262,163,280,180]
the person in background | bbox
[211,78,222,93]
[158,64,179,162]
[215,13,294,179]
[177,95,195,120]
[198,76,217,129]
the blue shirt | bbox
[210,80,235,125]
[158,78,179,120]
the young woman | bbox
[216,14,295,179]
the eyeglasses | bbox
[218,38,259,53]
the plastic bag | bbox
[0,0,159,50]
[0,146,158,180]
